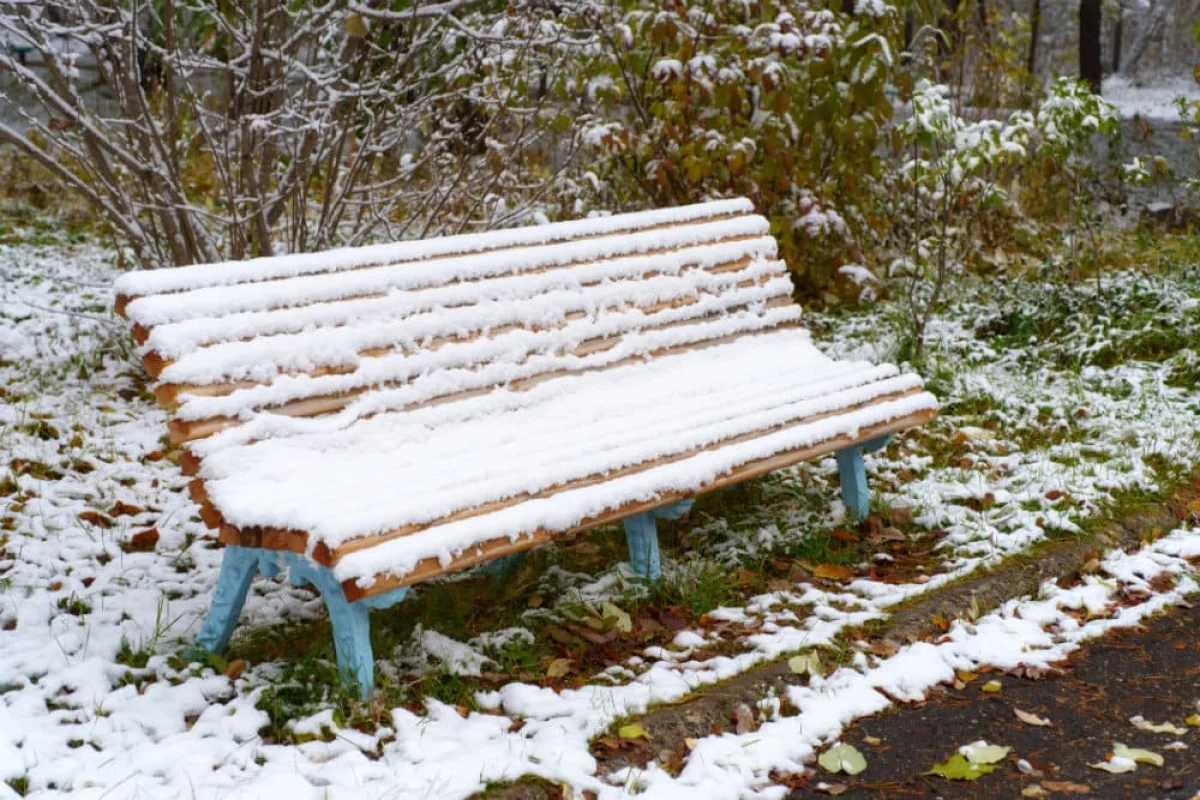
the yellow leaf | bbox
[619,723,650,740]
[546,658,574,678]
[981,679,1002,693]
[1186,714,1200,727]
[955,670,978,683]
[345,13,369,37]
[1015,708,1052,727]
[601,601,632,633]
[1130,716,1188,735]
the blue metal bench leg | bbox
[623,512,661,580]
[192,547,410,700]
[325,590,374,697]
[287,557,382,698]
[836,447,870,521]
[835,435,894,521]
[193,546,267,655]
[623,499,696,581]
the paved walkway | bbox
[790,599,1200,798]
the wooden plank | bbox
[143,351,169,379]
[208,383,924,567]
[216,523,309,554]
[327,385,928,564]
[164,301,799,444]
[114,210,753,312]
[341,407,937,601]
[146,254,772,408]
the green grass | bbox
[5,775,29,797]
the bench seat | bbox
[114,198,937,693]
[197,328,931,598]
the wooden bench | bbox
[114,198,937,695]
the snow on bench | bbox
[114,198,937,695]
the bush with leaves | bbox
[566,0,899,293]
[1022,78,1119,279]
[882,77,1125,362]
[885,81,1033,362]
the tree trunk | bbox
[1080,0,1103,93]
[976,0,992,48]
[1027,0,1042,81]
[1111,5,1123,74]
[938,0,962,77]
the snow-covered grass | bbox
[2,231,1200,798]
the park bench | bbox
[114,198,937,696]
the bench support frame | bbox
[192,546,408,699]
[835,435,893,520]
[189,446,887,698]
[622,499,695,581]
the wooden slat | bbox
[341,407,936,601]
[327,385,927,564]
[164,297,797,444]
[115,210,753,318]
[146,254,772,406]
[209,384,924,567]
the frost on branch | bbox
[0,0,591,268]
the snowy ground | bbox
[2,235,1200,799]
[1104,74,1200,121]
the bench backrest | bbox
[115,199,800,450]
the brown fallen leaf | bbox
[813,564,854,582]
[868,527,907,544]
[122,527,159,553]
[869,639,900,658]
[858,515,884,536]
[563,621,618,646]
[1040,780,1090,794]
[815,783,848,795]
[78,511,114,529]
[108,501,145,517]
[732,703,757,735]
[224,658,245,680]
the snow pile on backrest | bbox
[115,199,754,298]
[119,200,805,447]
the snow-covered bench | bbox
[114,198,937,695]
